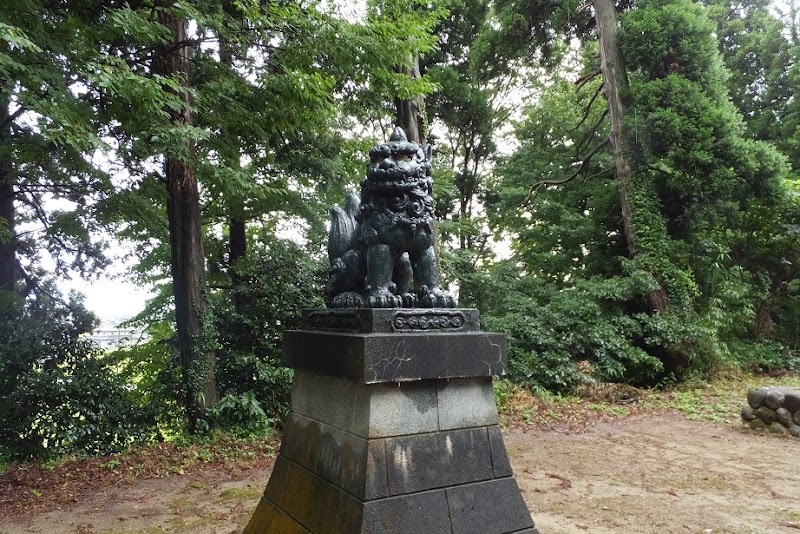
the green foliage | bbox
[212,236,325,423]
[485,0,800,394]
[112,320,185,436]
[207,392,272,433]
[726,339,800,374]
[0,294,155,460]
[704,0,795,147]
[467,263,662,393]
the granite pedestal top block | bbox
[282,330,507,383]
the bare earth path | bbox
[2,413,799,534]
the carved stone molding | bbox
[391,310,467,332]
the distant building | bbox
[88,326,149,349]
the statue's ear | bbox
[424,143,431,161]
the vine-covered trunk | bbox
[0,93,15,293]
[157,2,218,432]
[594,0,668,315]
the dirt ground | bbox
[2,413,799,534]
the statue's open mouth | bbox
[365,175,428,193]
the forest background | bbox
[1,0,799,461]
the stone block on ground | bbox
[748,387,767,409]
[776,407,793,427]
[742,386,800,438]
[765,389,785,410]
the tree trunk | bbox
[394,58,425,144]
[594,0,668,314]
[157,2,218,432]
[219,29,247,290]
[394,56,443,268]
[229,218,247,267]
[0,94,15,293]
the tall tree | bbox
[490,0,797,387]
[155,1,217,431]
[0,94,13,292]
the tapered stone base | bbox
[245,311,537,534]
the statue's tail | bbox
[328,191,360,262]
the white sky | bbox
[61,274,151,324]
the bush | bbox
[0,293,155,460]
[213,237,325,423]
[468,262,665,394]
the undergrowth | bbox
[494,368,800,429]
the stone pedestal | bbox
[244,309,538,534]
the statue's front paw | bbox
[418,286,457,308]
[365,289,402,308]
[331,292,364,308]
[399,293,417,307]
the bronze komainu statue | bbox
[326,127,456,309]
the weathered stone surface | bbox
[279,461,363,534]
[361,490,452,534]
[784,391,800,413]
[367,381,438,437]
[776,407,793,427]
[283,330,507,383]
[741,406,756,421]
[768,422,787,434]
[248,324,534,533]
[243,498,310,534]
[755,406,777,424]
[280,413,370,499]
[765,389,786,410]
[446,478,536,534]
[303,308,481,333]
[385,428,493,495]
[789,424,800,438]
[795,410,800,426]
[264,456,291,504]
[437,377,499,430]
[289,371,439,438]
[488,425,513,478]
[748,387,767,409]
[365,439,389,500]
[290,371,367,433]
[750,418,767,431]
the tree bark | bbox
[394,58,426,144]
[157,2,218,432]
[218,28,247,288]
[594,0,668,314]
[394,56,444,268]
[0,93,15,293]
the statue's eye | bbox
[396,153,412,161]
[369,145,391,160]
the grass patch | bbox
[218,486,262,501]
